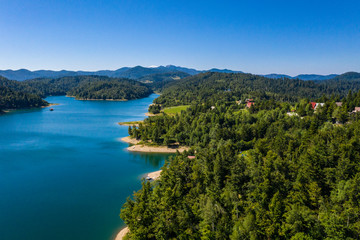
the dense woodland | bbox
[153,72,360,107]
[121,72,360,239]
[0,85,48,112]
[67,79,152,100]
[0,75,153,110]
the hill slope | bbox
[0,76,48,111]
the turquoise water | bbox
[0,94,168,240]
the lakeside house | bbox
[336,102,343,107]
[246,99,254,108]
[310,102,324,110]
[187,156,196,159]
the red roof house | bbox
[246,102,254,108]
[310,102,317,109]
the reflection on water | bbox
[128,151,174,168]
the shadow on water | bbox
[128,151,173,168]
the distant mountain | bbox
[330,72,360,81]
[137,72,191,83]
[208,68,243,74]
[159,65,200,75]
[263,73,338,81]
[0,66,354,82]
[263,74,293,79]
[0,66,195,81]
[112,66,177,79]
[295,74,338,81]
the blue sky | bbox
[0,0,359,75]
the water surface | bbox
[0,94,168,240]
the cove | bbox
[0,94,168,240]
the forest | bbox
[67,79,152,100]
[153,72,360,107]
[0,75,153,110]
[0,85,48,112]
[121,73,360,239]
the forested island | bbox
[120,72,360,239]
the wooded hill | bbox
[121,72,360,239]
[67,79,152,100]
[0,76,48,112]
[153,72,360,107]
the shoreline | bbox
[115,169,162,240]
[120,136,189,153]
[42,103,59,108]
[144,112,158,117]
[1,103,59,113]
[115,103,181,239]
[66,96,128,101]
[146,170,162,180]
[118,121,143,127]
[115,227,130,240]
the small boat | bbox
[50,108,54,111]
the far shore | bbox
[120,136,189,153]
[1,103,59,113]
[66,95,128,101]
[43,103,59,108]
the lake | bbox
[0,94,169,240]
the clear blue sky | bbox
[0,0,359,75]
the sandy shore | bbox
[115,227,129,240]
[118,121,143,127]
[144,112,157,117]
[66,95,127,101]
[127,144,188,153]
[121,136,189,153]
[120,136,141,145]
[115,135,185,239]
[147,170,162,180]
[42,103,59,108]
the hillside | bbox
[67,79,152,100]
[0,77,48,112]
[137,71,190,83]
[264,73,338,80]
[330,72,360,81]
[153,72,355,107]
[121,80,360,239]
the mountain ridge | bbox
[0,65,357,82]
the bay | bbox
[0,94,168,240]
